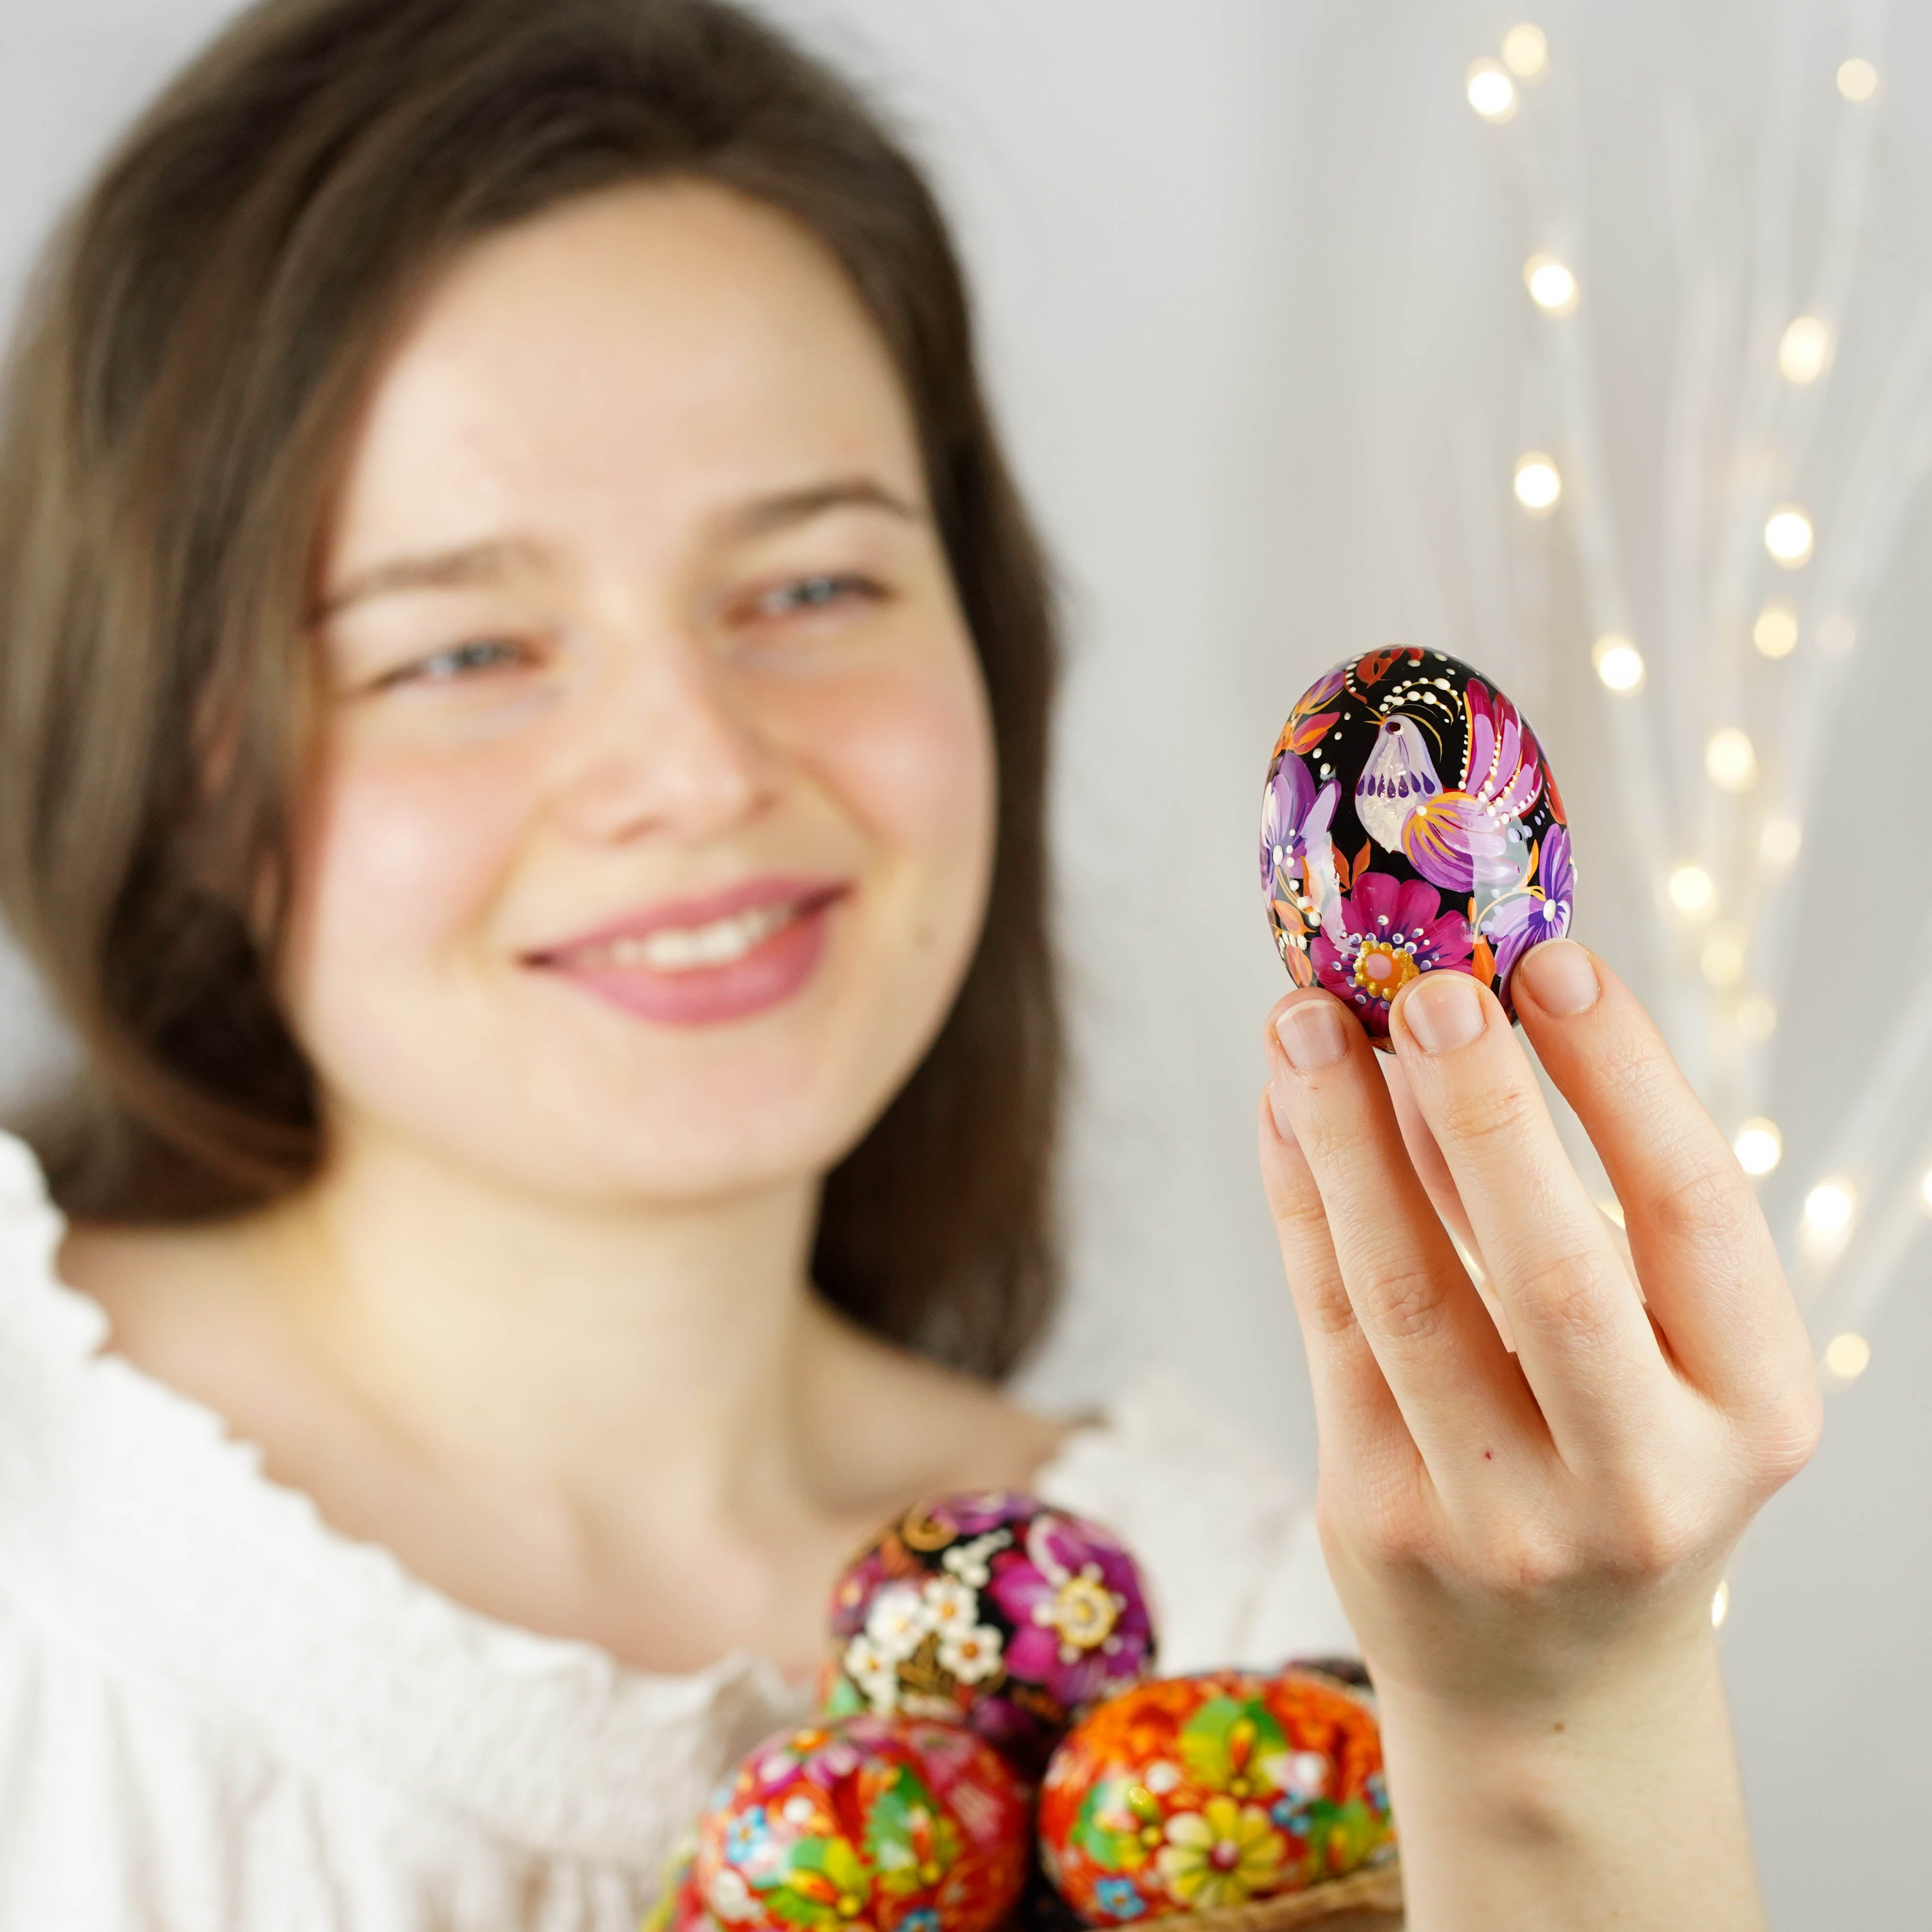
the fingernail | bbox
[1267,1078,1298,1145]
[1515,938,1600,1018]
[1402,971,1484,1054]
[1275,997,1347,1071]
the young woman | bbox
[0,0,1819,1925]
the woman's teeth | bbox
[584,901,801,974]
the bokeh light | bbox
[1836,58,1878,102]
[1764,506,1815,566]
[1523,254,1578,314]
[1778,315,1833,384]
[1466,59,1517,121]
[1733,1119,1782,1176]
[1668,864,1714,914]
[1752,601,1799,658]
[1502,24,1549,80]
[1705,727,1758,792]
[1592,635,1644,691]
[1513,452,1561,512]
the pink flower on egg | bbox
[1311,870,1473,1039]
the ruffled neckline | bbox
[0,1132,1123,1863]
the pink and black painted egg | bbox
[691,1714,1031,1932]
[1261,647,1574,1043]
[823,1493,1156,1774]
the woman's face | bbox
[289,182,997,1202]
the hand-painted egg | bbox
[692,1714,1031,1932]
[1261,647,1574,1044]
[1037,1669,1394,1924]
[822,1493,1157,1775]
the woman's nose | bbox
[551,640,777,847]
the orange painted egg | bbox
[692,1714,1031,1932]
[1037,1669,1394,1924]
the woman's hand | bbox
[1258,938,1820,1932]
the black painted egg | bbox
[1260,647,1574,1044]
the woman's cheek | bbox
[790,659,995,874]
[286,746,532,1004]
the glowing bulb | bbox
[1837,58,1878,102]
[1737,995,1777,1042]
[1803,1176,1856,1240]
[1524,254,1578,314]
[1705,727,1758,793]
[1467,59,1517,120]
[1817,613,1857,657]
[1710,1579,1730,1628]
[1733,1118,1783,1176]
[1701,923,1748,989]
[1824,1332,1872,1382]
[1592,635,1644,692]
[1753,601,1799,658]
[1765,506,1815,566]
[1514,453,1561,512]
[1760,816,1801,868]
[1668,864,1714,914]
[1920,1167,1932,1216]
[1778,315,1833,384]
[1502,23,1549,79]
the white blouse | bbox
[0,1131,1353,1931]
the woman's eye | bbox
[379,638,531,688]
[751,573,882,620]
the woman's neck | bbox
[253,1113,829,1530]
[59,1120,1065,1673]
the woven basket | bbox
[1154,1864,1403,1931]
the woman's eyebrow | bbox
[313,536,551,622]
[314,478,922,622]
[722,475,924,537]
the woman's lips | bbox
[529,881,847,1026]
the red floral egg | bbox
[1037,1669,1394,1924]
[823,1493,1156,1775]
[692,1714,1030,1932]
[1262,648,1574,1044]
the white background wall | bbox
[3,3,1929,1925]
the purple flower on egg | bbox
[1311,870,1473,1037]
[985,1513,1156,1711]
[1484,825,1575,1005]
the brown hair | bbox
[0,0,1061,1377]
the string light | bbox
[1824,1332,1872,1382]
[1466,59,1517,121]
[1501,24,1549,81]
[1764,505,1815,566]
[1920,1168,1932,1216]
[1668,864,1714,914]
[1700,922,1747,989]
[1704,727,1758,792]
[1523,254,1579,314]
[1801,1177,1857,1259]
[1513,452,1561,512]
[1759,816,1801,868]
[1736,995,1777,1042]
[1752,601,1799,658]
[1710,1578,1730,1628]
[1836,58,1878,102]
[1733,1118,1782,1176]
[1592,635,1644,691]
[1778,316,1833,384]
